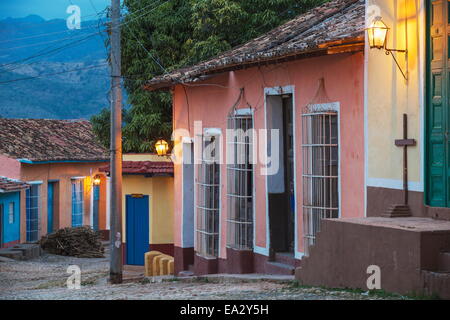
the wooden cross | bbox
[384,113,416,217]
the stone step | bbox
[274,252,296,266]
[422,270,450,299]
[0,249,24,260]
[11,244,41,260]
[438,252,450,272]
[178,270,195,277]
[266,261,295,275]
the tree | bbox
[91,0,327,152]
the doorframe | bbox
[262,85,299,258]
[125,194,150,265]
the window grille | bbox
[26,184,40,242]
[302,111,339,255]
[72,179,84,227]
[226,114,254,250]
[196,136,220,258]
[8,202,14,224]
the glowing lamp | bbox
[367,16,389,49]
[366,16,408,80]
[93,175,101,186]
[155,139,169,156]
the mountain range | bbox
[0,15,116,119]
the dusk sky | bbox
[0,0,112,20]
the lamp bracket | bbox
[384,48,408,81]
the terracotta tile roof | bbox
[100,160,174,175]
[145,0,364,90]
[0,119,109,162]
[0,177,29,193]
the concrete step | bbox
[438,252,450,272]
[178,270,195,277]
[274,252,296,266]
[266,261,295,275]
[422,270,450,299]
[11,244,41,260]
[0,249,24,260]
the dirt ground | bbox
[0,251,409,300]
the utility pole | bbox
[109,0,123,284]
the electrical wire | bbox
[0,63,108,85]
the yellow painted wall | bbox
[367,0,424,189]
[121,174,174,245]
[123,153,172,163]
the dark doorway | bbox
[267,94,295,256]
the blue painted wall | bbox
[0,191,21,245]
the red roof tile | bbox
[145,0,364,90]
[0,119,109,162]
[0,177,29,193]
[100,161,174,175]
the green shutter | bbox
[427,0,448,206]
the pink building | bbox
[146,0,365,275]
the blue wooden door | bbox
[93,186,100,231]
[47,182,54,234]
[126,195,149,265]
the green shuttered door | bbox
[427,0,450,206]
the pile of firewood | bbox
[40,226,104,258]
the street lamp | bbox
[366,16,408,80]
[155,139,169,156]
[93,174,101,186]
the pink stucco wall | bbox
[173,52,365,259]
[0,154,21,180]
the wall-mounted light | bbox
[366,16,408,80]
[93,174,101,186]
[155,139,169,156]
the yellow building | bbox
[101,154,174,266]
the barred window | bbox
[8,202,14,224]
[71,179,84,227]
[226,113,253,250]
[196,135,220,258]
[26,184,40,242]
[302,110,339,255]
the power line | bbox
[0,63,108,85]
[0,32,101,71]
[1,0,169,70]
[0,29,106,51]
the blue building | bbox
[0,177,29,248]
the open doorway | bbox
[266,92,295,258]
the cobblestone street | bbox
[0,252,409,300]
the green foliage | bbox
[92,0,327,152]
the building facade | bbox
[0,119,110,243]
[146,0,366,275]
[101,154,174,266]
[0,177,29,248]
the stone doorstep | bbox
[12,244,41,260]
[0,249,24,260]
[185,273,295,282]
[438,252,450,272]
[0,244,42,261]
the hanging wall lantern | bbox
[366,16,408,80]
[93,174,101,186]
[367,16,389,49]
[155,139,169,156]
